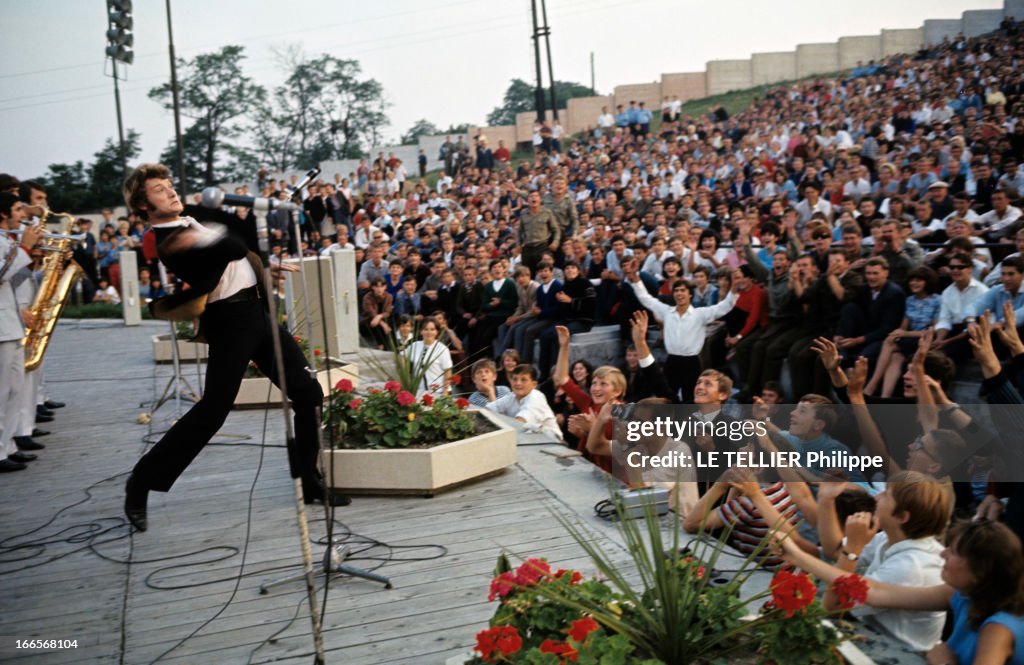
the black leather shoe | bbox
[14,436,44,451]
[9,451,37,463]
[0,459,27,472]
[125,475,149,532]
[44,400,66,409]
[35,415,53,423]
[36,406,54,418]
[303,488,352,507]
[32,428,50,437]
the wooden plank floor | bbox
[0,320,633,665]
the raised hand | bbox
[810,337,841,371]
[555,325,571,347]
[846,357,868,395]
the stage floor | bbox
[0,319,635,665]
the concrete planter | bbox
[234,365,360,408]
[151,334,208,363]
[321,409,517,496]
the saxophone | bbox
[24,211,83,371]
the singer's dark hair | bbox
[124,163,174,220]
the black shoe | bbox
[303,488,352,507]
[14,436,44,451]
[125,475,149,532]
[36,406,54,418]
[9,451,37,463]
[44,400,66,409]
[0,458,27,472]
[32,428,50,437]
[35,415,53,423]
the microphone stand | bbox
[147,261,199,419]
[260,170,391,600]
[246,175,327,665]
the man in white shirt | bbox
[624,263,737,402]
[795,183,834,227]
[485,364,561,441]
[978,189,1023,240]
[935,254,989,360]
[843,165,872,203]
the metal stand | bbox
[148,320,199,418]
[259,544,392,595]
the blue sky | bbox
[0,0,1003,180]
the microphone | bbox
[285,167,322,202]
[200,188,298,212]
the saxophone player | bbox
[0,193,43,472]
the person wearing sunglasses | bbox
[935,252,990,362]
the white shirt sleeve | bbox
[628,279,672,319]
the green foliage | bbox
[252,52,390,168]
[149,45,267,187]
[62,302,152,319]
[37,130,142,213]
[400,119,440,145]
[323,381,474,449]
[472,492,853,664]
[487,78,597,126]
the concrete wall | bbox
[706,59,752,95]
[881,28,925,56]
[924,18,964,44]
[963,8,1004,37]
[660,72,708,102]
[515,110,549,145]
[566,95,613,135]
[473,125,518,157]
[837,35,882,69]
[796,43,839,78]
[612,82,661,112]
[751,51,797,86]
[417,133,470,171]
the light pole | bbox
[104,0,134,178]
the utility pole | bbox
[530,0,546,123]
[539,0,557,121]
[590,52,595,93]
[165,0,188,199]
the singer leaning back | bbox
[121,163,350,532]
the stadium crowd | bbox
[8,17,1024,662]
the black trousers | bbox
[133,298,324,494]
[666,354,702,403]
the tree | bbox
[400,119,440,145]
[149,45,266,187]
[486,78,597,126]
[88,129,141,207]
[35,130,142,212]
[247,51,391,171]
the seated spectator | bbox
[835,257,907,363]
[689,265,718,307]
[393,276,423,321]
[496,349,519,389]
[392,315,415,351]
[865,266,942,397]
[93,277,121,305]
[360,278,393,348]
[467,358,511,408]
[485,364,562,440]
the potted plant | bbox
[319,337,516,495]
[464,499,874,664]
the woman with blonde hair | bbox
[551,325,626,472]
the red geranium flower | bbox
[474,626,522,662]
[450,374,462,385]
[568,616,599,643]
[396,390,416,407]
[455,397,470,410]
[313,348,322,356]
[515,558,552,586]
[554,569,584,585]
[422,394,434,406]
[539,639,579,662]
[334,378,354,393]
[384,380,401,393]
[488,571,518,601]
[348,398,363,410]
[770,569,817,617]
[832,574,870,610]
[369,388,381,394]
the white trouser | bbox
[17,367,41,437]
[0,339,25,459]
